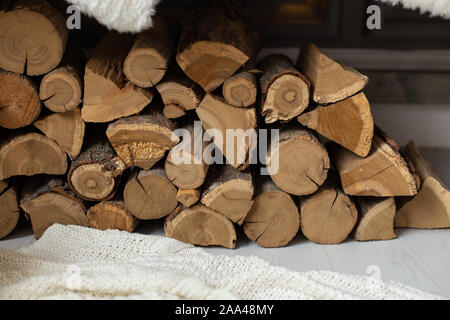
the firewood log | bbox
[176,3,253,92]
[68,137,126,202]
[332,132,419,197]
[297,44,368,104]
[177,189,200,208]
[106,112,179,170]
[354,197,397,241]
[33,107,85,160]
[165,118,209,189]
[300,176,358,244]
[0,0,68,76]
[201,165,254,225]
[87,199,138,232]
[243,175,299,248]
[156,64,204,119]
[124,165,178,220]
[82,31,154,123]
[20,176,89,239]
[196,94,257,170]
[165,204,237,249]
[39,47,83,113]
[0,179,20,240]
[267,124,330,196]
[0,131,68,180]
[0,71,41,129]
[259,54,310,123]
[395,141,450,229]
[222,71,257,108]
[124,16,178,88]
[298,92,374,157]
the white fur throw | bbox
[379,0,450,19]
[65,0,161,33]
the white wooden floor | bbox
[1,148,449,298]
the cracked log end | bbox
[87,200,138,232]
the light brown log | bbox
[106,112,179,170]
[300,177,358,244]
[0,131,68,180]
[165,118,209,189]
[196,94,257,170]
[222,71,257,108]
[39,48,83,113]
[298,92,374,157]
[20,176,89,239]
[354,197,397,241]
[395,141,450,229]
[33,107,85,160]
[124,16,178,88]
[176,3,253,92]
[68,137,126,202]
[201,165,254,225]
[267,124,330,196]
[0,180,20,240]
[177,189,200,208]
[124,165,178,220]
[0,0,68,76]
[243,175,299,248]
[87,200,138,232]
[333,133,418,197]
[82,31,154,123]
[297,44,368,104]
[165,204,237,249]
[156,64,204,119]
[0,71,41,129]
[259,54,310,123]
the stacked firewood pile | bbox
[0,0,448,247]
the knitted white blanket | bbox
[0,225,442,300]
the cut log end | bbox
[177,189,200,208]
[222,72,257,107]
[165,204,237,249]
[124,49,167,88]
[0,184,20,240]
[87,201,138,232]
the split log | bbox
[0,132,68,180]
[165,119,209,189]
[124,16,178,88]
[243,175,299,248]
[300,177,358,244]
[87,200,138,232]
[39,48,83,113]
[33,107,85,160]
[20,176,89,239]
[176,3,253,92]
[297,44,368,104]
[354,197,397,241]
[332,133,418,197]
[0,180,20,240]
[82,31,154,123]
[259,54,310,123]
[395,141,450,229]
[0,0,68,75]
[124,165,178,220]
[177,189,200,208]
[298,92,374,157]
[165,204,237,249]
[196,94,257,170]
[156,64,204,119]
[0,71,41,129]
[106,112,179,170]
[201,165,254,225]
[68,137,126,202]
[222,71,257,108]
[267,125,330,196]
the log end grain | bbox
[87,201,137,232]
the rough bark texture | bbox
[243,175,299,248]
[165,204,237,249]
[201,165,254,225]
[87,200,138,232]
[298,92,374,157]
